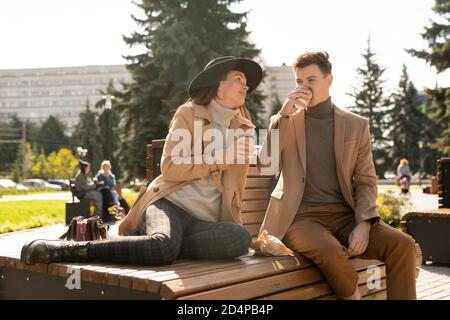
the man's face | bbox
[294,64,333,107]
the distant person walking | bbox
[397,159,412,183]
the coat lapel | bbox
[334,105,353,206]
[334,105,346,175]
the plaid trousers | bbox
[88,198,252,265]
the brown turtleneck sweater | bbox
[300,97,346,209]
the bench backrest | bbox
[437,157,450,208]
[146,140,276,236]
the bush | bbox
[376,191,411,228]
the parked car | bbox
[22,179,62,190]
[384,171,397,180]
[0,179,29,191]
[0,179,17,188]
[47,179,70,190]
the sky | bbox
[0,0,448,107]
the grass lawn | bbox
[0,187,410,234]
[0,200,65,234]
[0,191,139,234]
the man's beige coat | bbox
[258,104,379,240]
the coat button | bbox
[153,187,160,192]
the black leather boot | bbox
[20,239,90,265]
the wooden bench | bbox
[65,179,125,225]
[65,178,98,224]
[0,140,422,300]
[402,158,450,265]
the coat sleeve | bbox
[161,106,229,182]
[75,175,96,192]
[353,121,380,224]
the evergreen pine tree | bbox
[408,0,450,157]
[36,116,70,155]
[116,0,265,179]
[347,36,390,177]
[388,65,427,173]
[72,100,102,170]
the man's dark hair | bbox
[293,51,332,76]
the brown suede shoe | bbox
[20,239,90,265]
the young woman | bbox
[74,160,103,216]
[21,56,262,266]
[95,160,120,205]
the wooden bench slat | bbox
[174,258,384,300]
[146,255,300,294]
[246,166,276,177]
[262,272,387,300]
[241,212,265,225]
[242,189,271,201]
[159,254,324,299]
[241,200,269,213]
[177,264,388,300]
[177,266,323,300]
[245,177,273,189]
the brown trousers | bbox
[283,204,417,299]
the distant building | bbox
[0,65,131,134]
[258,63,295,123]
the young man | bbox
[258,51,417,300]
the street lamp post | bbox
[418,140,424,187]
[103,94,115,162]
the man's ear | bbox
[327,74,333,86]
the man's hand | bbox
[347,221,371,257]
[279,86,312,117]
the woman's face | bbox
[102,164,111,174]
[85,165,91,174]
[216,70,249,109]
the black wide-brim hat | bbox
[188,56,263,98]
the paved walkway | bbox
[0,192,72,202]
[417,264,450,300]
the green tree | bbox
[347,36,390,177]
[0,121,19,173]
[72,100,102,170]
[407,0,450,73]
[408,0,450,158]
[427,87,450,155]
[388,65,428,173]
[116,0,265,179]
[36,116,70,155]
[47,148,79,179]
[31,152,50,179]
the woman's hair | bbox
[400,158,409,166]
[169,70,253,128]
[189,83,221,106]
[101,160,112,170]
[79,160,90,174]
